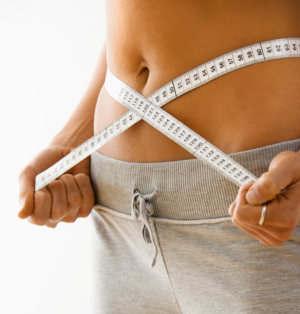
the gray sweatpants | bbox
[90,139,300,314]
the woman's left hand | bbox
[228,150,300,246]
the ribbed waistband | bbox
[90,139,300,220]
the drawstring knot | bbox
[131,189,157,267]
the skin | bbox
[97,0,300,160]
[18,0,300,245]
[17,43,107,227]
[229,151,300,246]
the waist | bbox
[96,1,300,162]
[91,138,300,220]
[95,57,300,162]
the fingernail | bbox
[246,190,260,204]
[228,203,233,215]
[19,198,25,211]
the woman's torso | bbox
[94,0,300,162]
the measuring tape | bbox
[35,38,300,192]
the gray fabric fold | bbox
[91,138,300,220]
[90,138,300,314]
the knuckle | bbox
[233,208,243,221]
[82,187,94,199]
[35,190,51,204]
[31,215,48,226]
[46,224,57,229]
[259,173,279,195]
[51,205,68,219]
[49,180,64,190]
[68,192,81,205]
[75,173,87,182]
[60,174,72,180]
[79,206,92,218]
[278,150,295,159]
[239,182,253,193]
[282,151,299,162]
[238,185,245,195]
[272,151,295,164]
[64,216,77,223]
[79,212,89,218]
[271,151,300,172]
[81,212,90,218]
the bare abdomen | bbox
[94,0,300,162]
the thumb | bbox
[18,166,36,219]
[246,151,300,205]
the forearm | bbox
[49,41,107,148]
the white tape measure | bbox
[35,38,300,192]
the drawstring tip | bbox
[131,189,158,269]
[150,257,156,268]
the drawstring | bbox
[131,189,158,267]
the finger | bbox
[46,221,58,228]
[228,182,253,216]
[233,218,287,246]
[58,174,82,222]
[28,187,52,226]
[18,166,37,219]
[228,200,237,216]
[47,180,68,222]
[74,174,95,218]
[239,219,294,244]
[233,191,298,228]
[232,218,274,246]
[233,184,270,225]
[233,186,296,241]
[234,182,254,212]
[246,151,300,205]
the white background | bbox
[0,1,106,313]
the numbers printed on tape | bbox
[35,38,300,192]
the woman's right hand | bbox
[18,145,95,228]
